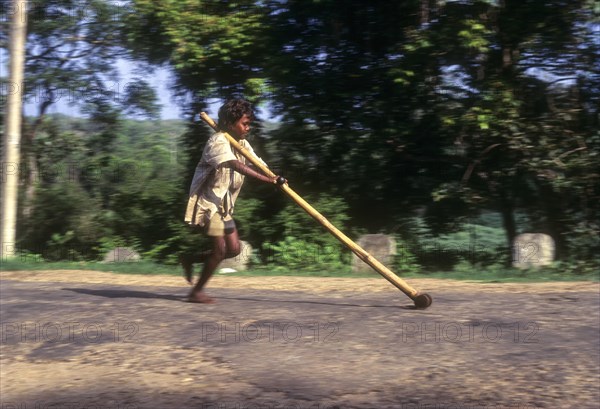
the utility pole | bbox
[1,0,28,260]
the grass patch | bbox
[227,267,376,279]
[1,259,598,282]
[403,261,600,283]
[402,269,599,283]
[0,259,182,276]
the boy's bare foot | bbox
[179,255,193,284]
[187,291,216,304]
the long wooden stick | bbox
[199,112,432,308]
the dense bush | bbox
[16,115,189,263]
[13,115,597,278]
[396,216,506,271]
[261,194,352,271]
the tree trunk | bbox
[420,0,437,25]
[21,99,52,217]
[539,184,567,260]
[499,192,517,266]
[1,0,27,260]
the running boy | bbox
[183,99,282,303]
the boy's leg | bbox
[180,224,212,284]
[188,227,241,303]
[224,227,241,259]
[188,235,226,303]
[188,214,241,303]
[179,250,212,284]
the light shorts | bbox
[206,212,236,237]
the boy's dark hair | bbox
[218,99,255,130]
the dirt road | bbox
[1,270,599,408]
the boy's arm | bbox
[224,160,280,184]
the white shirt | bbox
[184,132,263,226]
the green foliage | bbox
[398,216,505,271]
[94,236,137,260]
[7,0,599,277]
[127,0,269,98]
[12,0,159,117]
[450,259,600,282]
[543,259,600,277]
[121,79,162,119]
[262,194,352,271]
[438,224,506,265]
[0,259,184,275]
[273,194,350,246]
[229,197,268,244]
[451,260,511,279]
[17,115,190,262]
[125,0,599,268]
[264,236,346,272]
[20,178,107,260]
[394,236,421,276]
[142,221,209,265]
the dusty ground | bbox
[1,269,599,408]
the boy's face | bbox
[229,114,252,139]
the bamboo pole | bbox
[199,112,432,308]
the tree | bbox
[0,0,160,220]
[440,0,599,260]
[1,0,27,260]
[126,0,270,103]
[16,114,192,261]
[126,0,600,265]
